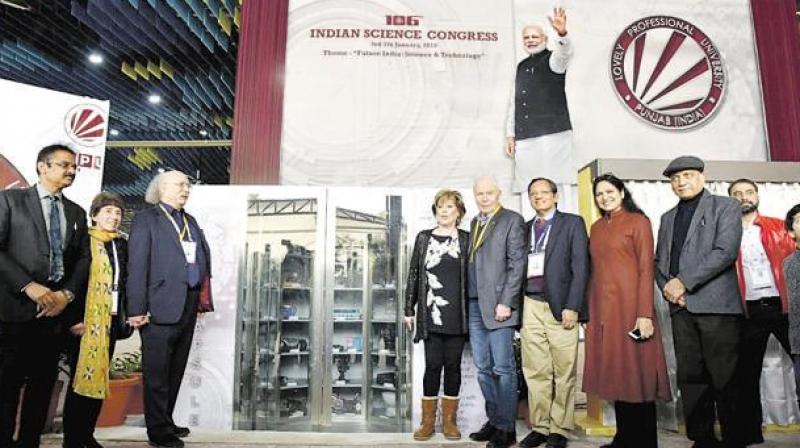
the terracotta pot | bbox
[97,376,139,427]
[127,373,144,415]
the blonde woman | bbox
[404,190,469,441]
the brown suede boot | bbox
[441,396,461,440]
[413,397,438,441]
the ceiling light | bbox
[199,129,208,137]
[88,53,103,65]
[109,129,119,136]
[0,0,32,11]
[148,94,161,104]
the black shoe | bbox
[172,426,190,438]
[469,421,497,441]
[690,440,722,448]
[487,429,517,448]
[519,430,549,447]
[148,435,184,448]
[741,433,764,445]
[85,435,104,448]
[545,433,568,448]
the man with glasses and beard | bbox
[728,178,796,445]
[504,8,575,210]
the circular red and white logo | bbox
[64,104,107,146]
[0,154,29,190]
[610,16,725,130]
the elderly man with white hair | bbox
[467,176,526,448]
[505,7,575,211]
[127,170,214,448]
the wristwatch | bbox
[63,289,75,303]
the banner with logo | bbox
[0,79,109,210]
[280,0,767,191]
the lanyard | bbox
[531,221,552,253]
[110,240,120,289]
[159,205,193,242]
[470,206,501,260]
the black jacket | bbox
[0,186,90,324]
[72,237,128,331]
[404,229,470,342]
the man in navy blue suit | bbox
[127,170,213,448]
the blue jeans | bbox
[469,299,518,432]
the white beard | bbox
[525,42,547,55]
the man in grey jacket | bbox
[654,156,744,448]
[467,176,527,448]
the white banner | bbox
[0,79,109,210]
[280,0,767,191]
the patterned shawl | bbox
[72,228,116,399]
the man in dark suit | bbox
[654,156,744,448]
[466,176,526,448]
[0,144,90,447]
[517,178,588,448]
[127,170,213,448]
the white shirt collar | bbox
[36,183,62,200]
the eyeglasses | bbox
[47,161,77,170]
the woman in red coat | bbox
[583,174,671,448]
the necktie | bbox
[48,195,64,282]
[534,218,547,252]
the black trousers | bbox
[671,310,742,447]
[141,290,198,440]
[736,298,791,442]
[612,401,658,448]
[62,328,118,448]
[422,333,465,397]
[0,318,62,448]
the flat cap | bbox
[663,155,705,177]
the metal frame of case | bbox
[233,188,410,432]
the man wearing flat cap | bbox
[654,156,744,448]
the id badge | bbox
[527,252,545,278]
[181,241,197,264]
[111,288,119,315]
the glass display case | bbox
[233,194,324,430]
[233,188,410,432]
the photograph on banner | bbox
[280,0,768,193]
[509,0,767,176]
[0,79,109,209]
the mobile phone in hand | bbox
[628,328,642,341]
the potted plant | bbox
[123,351,144,415]
[96,354,141,427]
